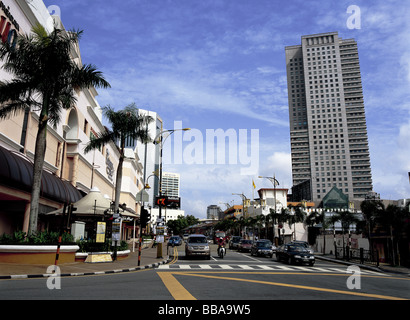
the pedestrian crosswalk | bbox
[157,263,388,276]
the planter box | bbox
[75,250,131,262]
[0,245,80,265]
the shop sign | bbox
[0,1,19,47]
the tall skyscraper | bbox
[285,32,373,203]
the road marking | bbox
[157,272,196,300]
[157,264,389,277]
[238,265,254,270]
[174,272,407,300]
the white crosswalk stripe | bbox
[156,264,388,276]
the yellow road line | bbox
[168,271,407,300]
[157,272,196,300]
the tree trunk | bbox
[114,148,124,213]
[29,115,48,235]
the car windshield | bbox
[170,237,179,240]
[257,242,271,248]
[188,237,207,244]
[288,245,308,252]
[241,240,252,244]
[293,242,307,247]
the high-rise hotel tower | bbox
[285,32,373,203]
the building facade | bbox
[0,0,144,238]
[285,32,373,203]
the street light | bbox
[153,127,190,258]
[258,175,279,213]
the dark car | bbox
[276,243,315,266]
[168,235,182,246]
[291,240,314,254]
[250,240,273,257]
[229,236,242,249]
[238,239,252,252]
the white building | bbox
[246,188,308,243]
[161,172,180,198]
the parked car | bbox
[229,236,242,249]
[250,240,273,257]
[185,234,211,259]
[238,239,252,252]
[168,235,182,246]
[276,243,315,266]
[291,241,314,254]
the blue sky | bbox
[44,0,410,218]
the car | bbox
[238,239,252,252]
[185,234,211,259]
[168,235,182,246]
[250,240,273,257]
[291,240,314,254]
[183,234,190,241]
[229,236,242,249]
[276,243,315,266]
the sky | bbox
[43,0,410,219]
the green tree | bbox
[329,210,359,256]
[167,215,199,235]
[84,103,152,213]
[0,25,110,235]
[359,199,385,252]
[306,210,329,253]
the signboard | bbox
[155,196,181,208]
[96,222,106,243]
[112,219,121,245]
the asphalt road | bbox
[1,243,409,304]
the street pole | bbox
[138,123,149,266]
[154,127,190,259]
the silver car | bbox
[185,234,211,259]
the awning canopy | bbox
[46,187,110,216]
[0,145,82,204]
[46,187,137,218]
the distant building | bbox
[207,205,222,220]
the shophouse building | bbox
[0,0,144,240]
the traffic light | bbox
[140,208,151,228]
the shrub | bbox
[0,231,74,245]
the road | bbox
[1,243,409,304]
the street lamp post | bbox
[232,193,249,238]
[258,174,280,244]
[154,127,190,258]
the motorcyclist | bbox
[217,237,226,256]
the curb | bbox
[0,257,171,280]
[315,255,388,273]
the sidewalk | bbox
[315,253,410,277]
[0,245,171,279]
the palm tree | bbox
[286,205,305,241]
[360,199,384,253]
[329,210,359,258]
[0,24,110,235]
[306,210,329,253]
[84,103,152,213]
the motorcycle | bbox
[218,244,226,259]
